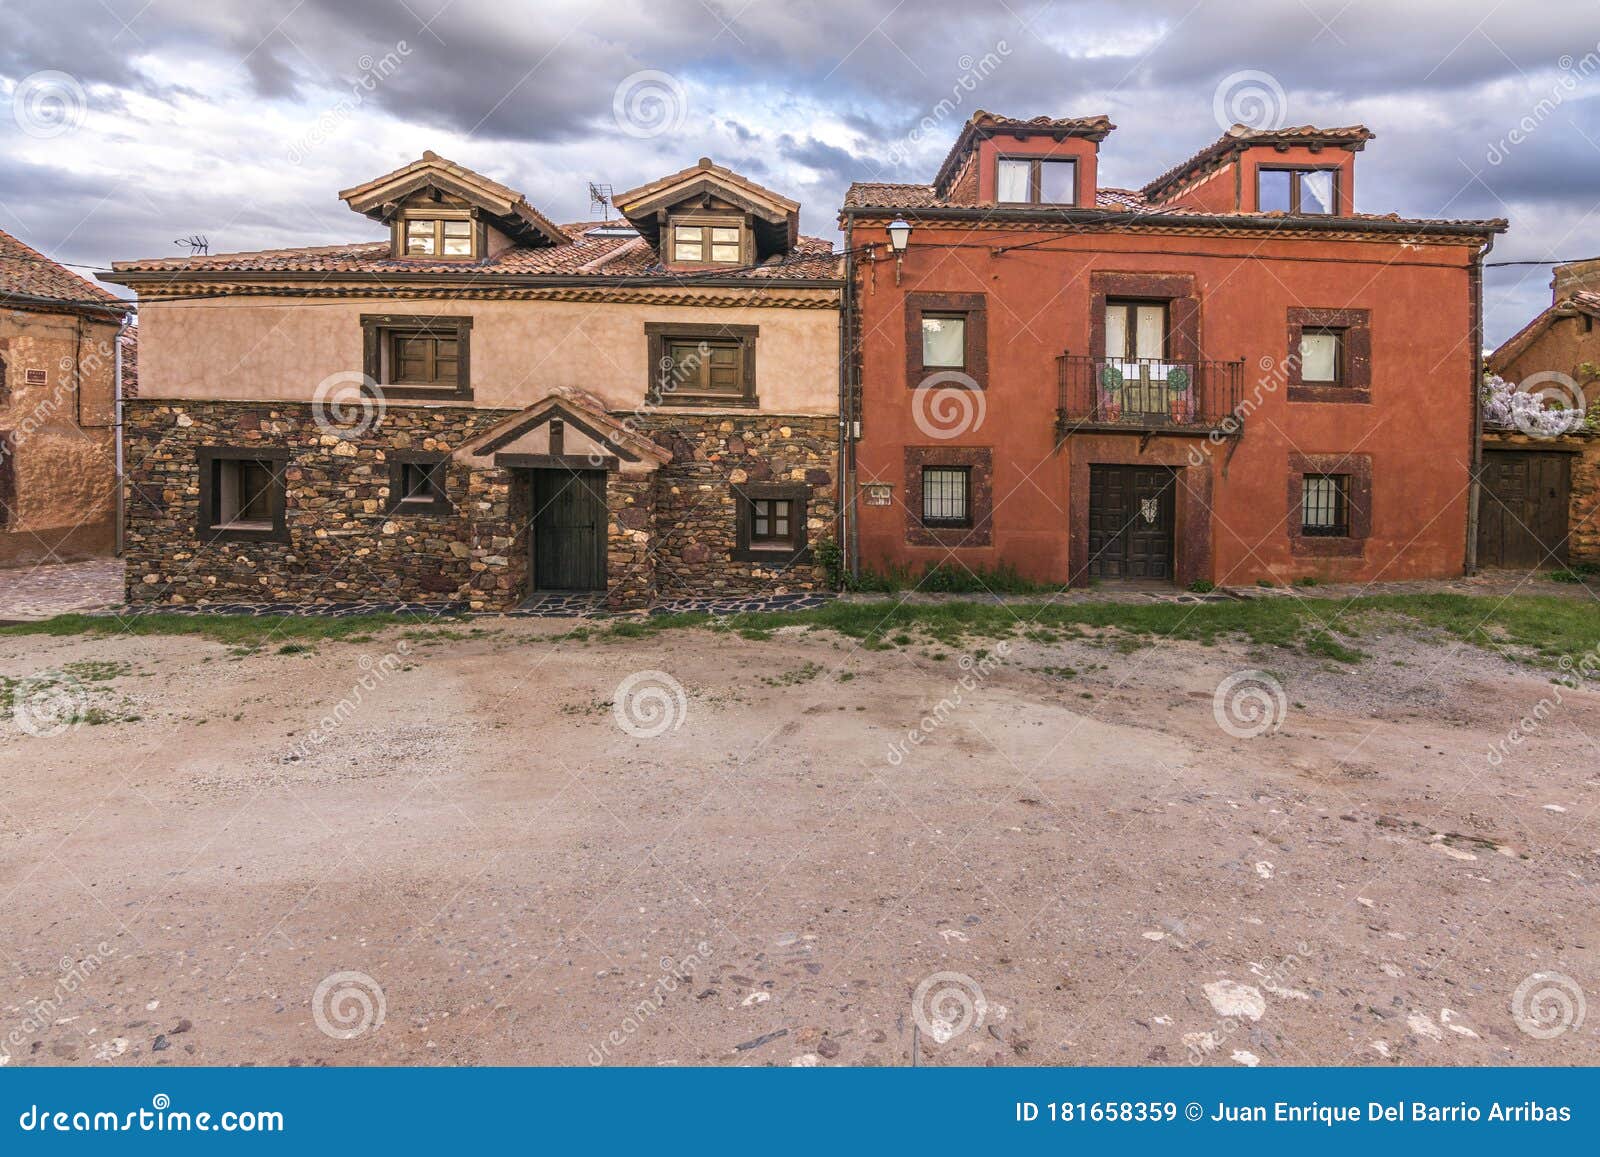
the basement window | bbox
[733,483,810,561]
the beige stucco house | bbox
[103,153,842,609]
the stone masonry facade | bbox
[122,399,837,610]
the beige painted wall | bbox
[0,308,119,563]
[137,294,840,415]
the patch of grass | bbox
[1187,579,1216,594]
[850,560,1066,595]
[0,612,449,647]
[277,643,316,655]
[1294,576,1320,588]
[61,659,131,682]
[760,661,823,687]
[585,593,1600,670]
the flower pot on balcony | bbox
[1166,367,1192,423]
[1098,364,1124,423]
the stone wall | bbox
[1570,436,1600,564]
[122,400,840,607]
[635,412,837,596]
[123,399,508,605]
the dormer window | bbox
[996,157,1077,205]
[1257,167,1338,215]
[402,215,475,258]
[671,219,744,265]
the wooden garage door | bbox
[1477,449,1570,569]
[1087,464,1177,580]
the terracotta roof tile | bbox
[108,224,840,282]
[1141,124,1374,202]
[0,227,121,309]
[841,182,1145,211]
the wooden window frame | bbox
[1103,298,1172,361]
[995,155,1078,206]
[644,322,759,406]
[385,451,453,516]
[394,210,479,260]
[920,465,973,529]
[668,215,747,267]
[1287,307,1370,403]
[1298,326,1345,386]
[1256,165,1340,215]
[905,293,987,389]
[196,445,290,544]
[361,314,473,401]
[732,482,810,563]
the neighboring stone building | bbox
[1481,260,1600,569]
[1,228,127,567]
[103,154,841,609]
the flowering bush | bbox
[1480,374,1588,437]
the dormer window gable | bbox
[614,157,800,271]
[338,150,568,261]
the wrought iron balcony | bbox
[1056,354,1245,437]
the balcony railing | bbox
[1056,354,1245,436]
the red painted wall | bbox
[847,220,1480,586]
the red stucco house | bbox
[840,113,1506,587]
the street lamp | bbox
[886,216,912,285]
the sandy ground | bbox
[1,610,1597,1068]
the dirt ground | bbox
[1,609,1597,1068]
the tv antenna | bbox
[588,182,614,221]
[175,234,209,256]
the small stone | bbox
[152,1034,170,1052]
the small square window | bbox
[921,466,971,527]
[734,484,808,560]
[1301,474,1349,537]
[442,219,472,256]
[921,314,967,368]
[403,218,475,258]
[996,157,1077,205]
[405,220,436,255]
[1299,329,1343,383]
[387,455,451,516]
[1299,170,1335,214]
[672,222,743,264]
[199,448,287,542]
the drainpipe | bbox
[1465,236,1493,575]
[840,246,860,584]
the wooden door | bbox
[1477,450,1570,569]
[532,470,607,591]
[1087,465,1176,579]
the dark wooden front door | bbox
[532,469,607,591]
[1087,464,1177,580]
[1477,449,1571,569]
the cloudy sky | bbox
[2,0,1596,342]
